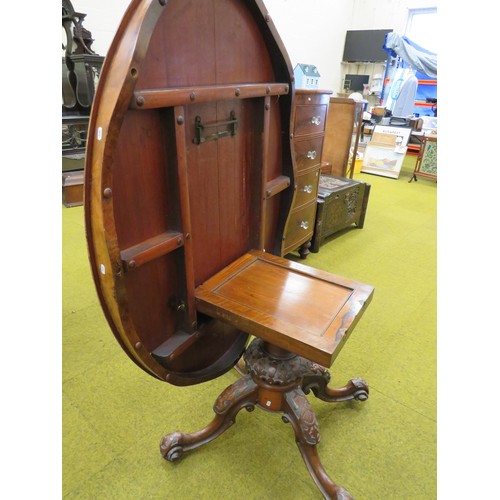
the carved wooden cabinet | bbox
[311,174,370,253]
[281,89,332,258]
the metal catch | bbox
[193,111,238,144]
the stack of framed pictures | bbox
[361,125,412,179]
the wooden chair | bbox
[84,1,373,498]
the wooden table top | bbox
[195,250,374,367]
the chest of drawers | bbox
[281,89,332,258]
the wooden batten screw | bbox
[177,115,184,125]
[235,88,241,97]
[176,237,183,246]
[265,13,271,22]
[190,92,196,101]
[136,95,145,107]
[128,260,136,269]
[135,341,142,349]
[103,187,112,199]
[265,103,270,111]
[266,86,271,94]
[185,233,191,239]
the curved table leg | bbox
[282,387,353,500]
[302,364,369,403]
[160,374,258,461]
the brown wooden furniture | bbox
[282,89,332,259]
[84,2,373,498]
[409,135,437,183]
[62,170,84,207]
[321,98,364,179]
[62,1,104,207]
[311,175,370,253]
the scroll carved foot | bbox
[160,374,258,461]
[282,387,353,500]
[302,364,369,403]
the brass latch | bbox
[193,111,238,144]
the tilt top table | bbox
[84,1,374,498]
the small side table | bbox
[311,174,370,253]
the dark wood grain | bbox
[84,0,294,384]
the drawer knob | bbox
[302,184,313,194]
[306,150,317,160]
[311,116,321,125]
[300,220,309,230]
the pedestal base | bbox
[160,338,368,499]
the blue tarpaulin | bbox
[383,32,437,78]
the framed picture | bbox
[409,136,437,182]
[361,125,412,179]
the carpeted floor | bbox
[62,154,436,499]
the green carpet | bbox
[62,155,436,499]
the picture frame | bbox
[361,125,412,179]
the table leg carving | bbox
[282,387,353,500]
[161,339,367,498]
[160,374,258,461]
[302,363,369,403]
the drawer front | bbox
[294,136,324,172]
[294,169,319,209]
[294,104,327,137]
[295,93,331,106]
[282,201,317,253]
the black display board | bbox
[342,29,393,63]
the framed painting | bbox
[361,125,412,179]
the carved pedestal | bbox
[160,338,369,499]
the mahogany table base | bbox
[160,338,368,499]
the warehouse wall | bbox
[69,0,436,94]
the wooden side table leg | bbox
[302,364,369,403]
[282,387,353,500]
[160,374,258,461]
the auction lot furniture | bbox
[409,135,437,183]
[321,98,364,179]
[282,89,331,259]
[311,175,370,253]
[84,1,373,498]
